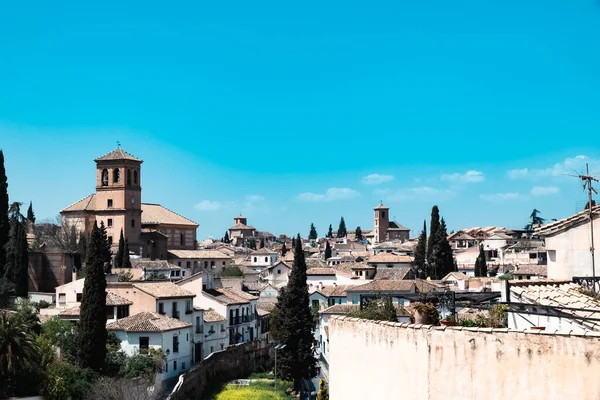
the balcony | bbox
[185,309,193,315]
[172,311,180,319]
[229,315,254,326]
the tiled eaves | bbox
[330,316,600,338]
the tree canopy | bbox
[414,220,427,278]
[337,217,347,238]
[309,223,318,240]
[355,226,363,241]
[324,241,332,260]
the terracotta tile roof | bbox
[388,221,410,231]
[141,203,198,227]
[510,281,600,331]
[60,194,96,213]
[373,267,413,280]
[368,253,414,264]
[447,232,476,241]
[133,282,195,299]
[414,280,444,292]
[320,303,410,317]
[168,249,230,259]
[95,148,142,162]
[257,308,271,317]
[243,282,269,291]
[257,301,277,312]
[535,205,600,237]
[318,285,350,297]
[513,264,548,276]
[251,248,278,255]
[347,280,415,293]
[442,271,469,281]
[229,223,256,230]
[306,267,336,276]
[374,204,389,210]
[203,288,257,305]
[107,312,191,332]
[203,310,227,323]
[60,306,81,316]
[106,291,133,306]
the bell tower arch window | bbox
[113,168,120,183]
[127,169,132,186]
[133,170,138,185]
[101,169,109,186]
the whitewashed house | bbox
[167,249,233,275]
[107,312,194,381]
[250,248,279,269]
[366,253,414,269]
[259,261,291,287]
[202,309,228,357]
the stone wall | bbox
[28,251,74,293]
[167,339,272,400]
[329,316,600,400]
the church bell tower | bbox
[374,203,389,244]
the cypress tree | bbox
[436,218,454,278]
[4,203,29,297]
[291,237,296,249]
[414,220,427,278]
[281,242,287,256]
[78,232,87,270]
[475,245,487,277]
[271,234,317,390]
[426,206,441,273]
[308,223,318,240]
[78,221,108,372]
[98,222,112,273]
[223,231,230,243]
[337,217,347,238]
[0,150,9,273]
[260,238,265,249]
[327,224,333,238]
[114,230,125,269]
[122,239,132,269]
[26,201,35,224]
[355,226,363,241]
[324,241,332,260]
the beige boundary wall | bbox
[329,316,600,400]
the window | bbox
[196,316,203,333]
[382,211,386,218]
[204,261,208,268]
[173,335,179,353]
[221,324,225,332]
[352,296,358,304]
[131,219,135,227]
[222,261,226,266]
[107,199,113,208]
[117,305,129,319]
[172,302,179,319]
[181,361,186,370]
[113,168,120,183]
[173,360,177,370]
[186,261,191,268]
[253,257,257,262]
[101,169,109,186]
[182,271,186,277]
[210,261,215,268]
[127,169,132,185]
[107,219,113,227]
[133,170,138,184]
[106,306,114,319]
[185,300,192,314]
[277,269,281,275]
[158,302,164,314]
[108,236,113,245]
[180,233,184,246]
[220,344,224,350]
[165,362,168,373]
[264,257,268,262]
[210,346,213,353]
[178,262,182,267]
[76,293,83,302]
[139,336,149,350]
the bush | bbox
[85,377,157,400]
[221,266,243,277]
[412,303,440,325]
[121,348,164,381]
[41,317,79,363]
[43,362,98,400]
[347,298,398,322]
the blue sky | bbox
[1,0,600,239]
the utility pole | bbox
[567,163,598,292]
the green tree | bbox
[414,220,427,278]
[26,201,35,224]
[524,208,545,236]
[426,206,441,273]
[246,237,256,250]
[0,150,9,273]
[316,379,329,400]
[122,239,132,269]
[337,217,347,238]
[429,217,454,279]
[475,245,487,277]
[98,222,112,273]
[78,221,108,372]
[348,297,397,322]
[271,234,317,391]
[260,238,265,248]
[223,231,230,243]
[4,202,29,297]
[309,223,318,240]
[326,224,333,238]
[281,242,287,256]
[355,226,363,241]
[114,230,125,269]
[291,237,296,249]
[324,241,332,260]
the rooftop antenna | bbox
[116,140,121,148]
[566,163,598,292]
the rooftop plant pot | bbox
[530,326,545,331]
[441,320,456,327]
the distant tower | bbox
[374,203,390,244]
[94,148,143,250]
[234,215,247,226]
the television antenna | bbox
[565,163,599,291]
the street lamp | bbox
[274,344,286,395]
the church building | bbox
[60,148,198,259]
[373,203,410,244]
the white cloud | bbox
[531,186,560,196]
[194,200,223,211]
[440,170,485,183]
[297,187,360,202]
[480,192,528,203]
[382,186,457,202]
[362,173,395,185]
[245,194,265,202]
[507,155,596,179]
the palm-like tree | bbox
[524,209,546,234]
[0,312,40,376]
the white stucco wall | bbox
[545,219,600,279]
[251,254,279,267]
[203,320,228,357]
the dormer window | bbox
[113,168,120,183]
[101,169,109,186]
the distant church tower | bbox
[374,203,389,244]
[94,148,143,249]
